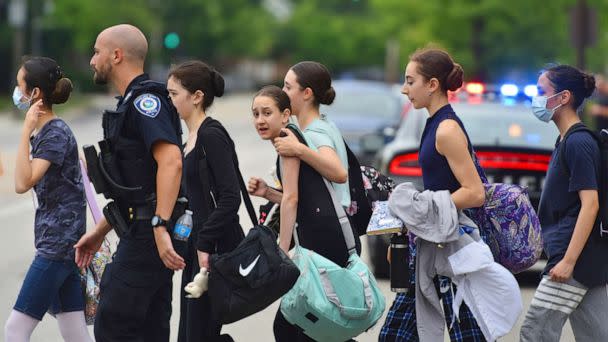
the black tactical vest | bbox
[100,79,181,213]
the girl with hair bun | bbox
[271,62,363,340]
[248,84,362,341]
[520,65,608,341]
[379,48,488,341]
[275,61,351,203]
[5,56,92,341]
[167,60,241,342]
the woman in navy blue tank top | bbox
[380,49,486,342]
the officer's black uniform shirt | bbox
[119,74,180,152]
[111,74,181,215]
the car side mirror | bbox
[360,133,385,154]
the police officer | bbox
[74,24,185,342]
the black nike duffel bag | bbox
[197,123,300,324]
[208,203,300,324]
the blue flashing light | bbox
[524,85,538,97]
[500,84,519,97]
[502,97,516,106]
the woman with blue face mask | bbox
[521,65,608,342]
[4,57,92,342]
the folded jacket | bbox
[388,182,522,342]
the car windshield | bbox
[322,91,400,118]
[454,103,558,149]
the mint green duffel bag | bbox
[280,178,386,342]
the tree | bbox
[159,0,278,65]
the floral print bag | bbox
[80,160,112,325]
[465,153,543,274]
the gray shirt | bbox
[31,118,85,261]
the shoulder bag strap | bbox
[198,118,257,227]
[196,119,216,211]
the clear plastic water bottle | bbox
[173,210,193,257]
[174,210,193,241]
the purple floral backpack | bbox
[465,153,543,274]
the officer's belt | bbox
[128,204,155,221]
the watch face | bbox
[151,216,159,226]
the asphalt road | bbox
[0,94,574,341]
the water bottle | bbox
[390,233,410,293]
[173,210,193,258]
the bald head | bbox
[98,24,148,64]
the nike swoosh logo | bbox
[239,255,261,277]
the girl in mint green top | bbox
[269,62,362,342]
[275,61,351,208]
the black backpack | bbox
[344,144,373,236]
[559,123,608,238]
[344,144,397,235]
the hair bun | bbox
[54,66,63,81]
[582,73,596,99]
[320,87,335,105]
[51,77,73,104]
[446,63,464,91]
[212,71,225,97]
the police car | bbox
[320,80,406,165]
[365,82,558,277]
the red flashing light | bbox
[465,82,485,95]
[389,153,422,177]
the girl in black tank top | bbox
[419,104,474,193]
[380,49,487,342]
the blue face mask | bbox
[12,87,31,111]
[531,92,563,123]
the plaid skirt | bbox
[378,234,486,342]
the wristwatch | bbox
[151,215,169,229]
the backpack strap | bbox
[197,118,257,227]
[558,122,597,176]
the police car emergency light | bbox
[524,85,538,97]
[500,84,519,97]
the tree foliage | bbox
[0,0,606,92]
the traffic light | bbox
[164,32,180,50]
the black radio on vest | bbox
[390,233,409,293]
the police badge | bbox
[134,93,161,118]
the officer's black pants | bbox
[94,236,173,342]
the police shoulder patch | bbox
[134,93,161,118]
